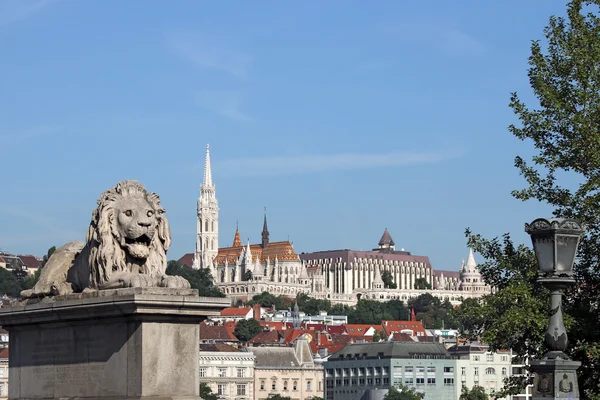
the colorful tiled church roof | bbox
[215,241,300,264]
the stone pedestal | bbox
[531,358,581,400]
[0,287,230,400]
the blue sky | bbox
[0,0,568,270]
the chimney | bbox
[316,331,322,345]
[253,304,261,320]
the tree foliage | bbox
[165,260,225,297]
[41,246,56,268]
[382,270,397,289]
[296,293,332,315]
[0,268,24,298]
[233,318,263,342]
[456,1,600,398]
[413,277,431,290]
[384,385,425,400]
[246,291,292,311]
[459,386,489,400]
[268,395,292,400]
[199,383,218,400]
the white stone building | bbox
[199,343,255,400]
[448,343,513,399]
[180,145,491,306]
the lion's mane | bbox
[83,180,171,289]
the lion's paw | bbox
[158,275,191,289]
[127,274,156,288]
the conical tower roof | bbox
[378,228,395,247]
[466,249,477,272]
[232,223,242,247]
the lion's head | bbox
[86,180,171,288]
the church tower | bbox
[193,144,219,270]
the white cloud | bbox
[195,90,252,122]
[169,33,252,77]
[214,149,465,177]
[0,0,58,28]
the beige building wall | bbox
[0,355,8,400]
[254,366,324,400]
[455,350,512,400]
[199,348,255,400]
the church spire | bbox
[203,144,213,188]
[261,207,270,248]
[466,248,477,272]
[233,222,242,247]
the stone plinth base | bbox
[0,287,229,400]
[531,358,581,400]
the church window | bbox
[211,220,215,231]
[205,220,209,231]
[211,239,214,250]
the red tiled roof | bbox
[0,348,8,358]
[260,321,291,330]
[178,253,194,268]
[200,321,238,342]
[220,307,252,317]
[17,255,42,269]
[382,320,427,336]
[326,326,346,335]
[390,332,416,342]
[247,330,286,345]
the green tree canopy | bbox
[0,268,24,298]
[246,292,291,311]
[233,318,262,342]
[267,395,292,400]
[384,385,425,400]
[165,260,225,297]
[296,293,332,316]
[459,386,489,400]
[199,383,218,400]
[381,270,397,289]
[413,278,431,290]
[455,1,600,397]
[41,246,56,268]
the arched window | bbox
[283,381,288,391]
[205,219,209,232]
[260,381,265,391]
[199,218,202,231]
[211,239,214,250]
[485,367,496,375]
[211,220,215,231]
[307,381,312,391]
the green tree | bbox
[457,1,600,398]
[20,268,42,291]
[165,260,225,297]
[296,293,332,315]
[372,330,381,342]
[246,292,291,311]
[199,383,218,400]
[381,270,397,289]
[459,386,489,400]
[384,385,425,400]
[0,268,24,298]
[233,318,262,342]
[413,278,431,290]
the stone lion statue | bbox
[22,180,190,299]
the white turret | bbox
[195,144,219,270]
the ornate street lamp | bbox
[525,218,585,400]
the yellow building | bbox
[252,339,324,400]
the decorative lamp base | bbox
[531,358,581,400]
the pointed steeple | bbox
[261,207,270,248]
[233,222,242,247]
[203,144,213,188]
[245,240,252,263]
[466,249,477,272]
[372,265,384,289]
[411,308,416,322]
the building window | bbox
[293,381,298,391]
[307,380,312,391]
[237,368,245,378]
[416,377,424,385]
[473,355,480,361]
[405,366,414,373]
[486,367,496,375]
[427,366,435,374]
[199,367,207,377]
[461,367,466,376]
[486,354,494,362]
[501,355,508,362]
[217,384,227,396]
[319,381,322,391]
[444,378,454,386]
[283,381,288,391]
[393,367,402,377]
[272,381,277,390]
[474,367,479,376]
[444,367,454,373]
[237,384,246,396]
[502,367,507,376]
[427,377,436,385]
[260,381,265,391]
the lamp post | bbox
[525,218,584,400]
